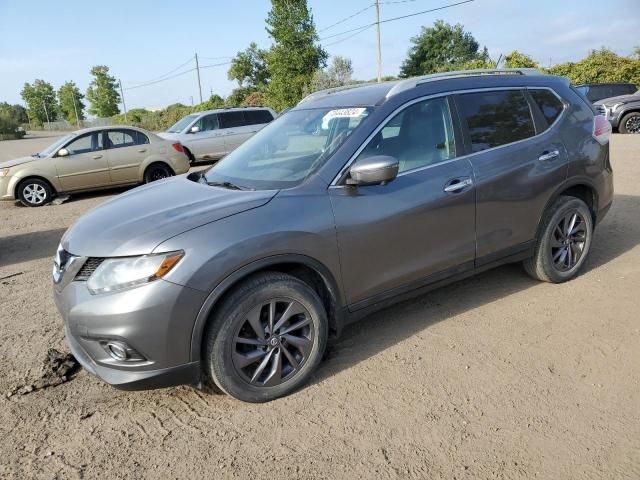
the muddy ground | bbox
[0,132,638,479]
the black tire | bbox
[17,178,53,207]
[618,111,640,134]
[144,163,173,183]
[524,196,593,283]
[204,272,328,402]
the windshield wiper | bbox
[207,181,253,191]
[31,153,40,158]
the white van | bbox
[158,107,276,163]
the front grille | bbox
[75,257,104,281]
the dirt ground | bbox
[0,132,638,479]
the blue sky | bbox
[0,0,638,111]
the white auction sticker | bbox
[322,108,367,129]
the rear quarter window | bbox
[457,90,536,152]
[245,110,274,125]
[529,89,565,126]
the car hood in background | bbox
[0,156,38,169]
[156,132,180,141]
[61,176,278,257]
[595,93,639,106]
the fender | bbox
[189,253,345,362]
[11,170,62,196]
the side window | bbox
[65,133,102,155]
[457,90,536,153]
[135,130,150,145]
[200,114,219,131]
[219,111,246,128]
[245,110,274,125]
[357,96,456,174]
[529,89,565,127]
[107,130,137,149]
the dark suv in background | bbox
[593,88,640,134]
[54,69,614,402]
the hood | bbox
[595,93,639,106]
[62,175,277,257]
[156,132,180,140]
[0,156,37,169]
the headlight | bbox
[87,251,184,294]
[1,168,9,177]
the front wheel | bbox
[524,196,593,283]
[144,163,173,183]
[17,178,53,207]
[204,272,328,402]
[618,112,640,134]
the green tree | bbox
[20,79,57,125]
[58,81,85,125]
[0,102,28,124]
[86,65,121,117]
[306,56,354,94]
[400,20,488,77]
[265,0,327,110]
[546,48,640,86]
[228,42,270,89]
[503,50,539,69]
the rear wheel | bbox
[144,163,173,183]
[17,178,53,207]
[619,112,640,134]
[204,272,328,402]
[524,196,593,283]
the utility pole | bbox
[119,79,128,123]
[42,101,50,130]
[195,53,203,104]
[375,0,382,82]
[71,89,80,127]
[190,96,194,106]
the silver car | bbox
[158,107,276,163]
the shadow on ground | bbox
[313,193,640,384]
[0,228,67,268]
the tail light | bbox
[172,142,185,153]
[592,115,612,145]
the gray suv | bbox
[593,88,640,134]
[53,69,614,402]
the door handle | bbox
[538,150,560,162]
[137,149,147,153]
[444,178,473,193]
[92,154,103,159]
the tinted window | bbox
[107,130,137,149]
[529,89,564,126]
[195,114,219,131]
[358,97,456,173]
[135,131,150,144]
[458,90,535,152]
[65,133,103,155]
[220,111,246,128]
[245,110,274,125]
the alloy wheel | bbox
[624,115,640,134]
[550,211,588,271]
[231,298,314,387]
[23,183,47,205]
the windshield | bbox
[204,107,371,189]
[167,114,199,133]
[38,134,75,157]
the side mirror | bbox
[347,155,399,186]
[57,148,69,157]
[189,126,200,134]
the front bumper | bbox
[0,175,16,201]
[54,276,207,390]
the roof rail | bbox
[386,68,544,99]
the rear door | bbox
[245,109,274,133]
[330,96,477,308]
[187,113,226,160]
[105,129,148,183]
[454,88,568,264]
[55,132,111,190]
[219,111,253,153]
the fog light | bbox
[107,342,129,360]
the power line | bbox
[199,61,232,69]
[123,68,196,91]
[124,56,194,87]
[324,25,374,47]
[198,55,233,61]
[318,4,374,32]
[320,0,475,40]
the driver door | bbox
[55,131,111,191]
[187,113,226,161]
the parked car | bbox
[593,89,640,134]
[53,69,613,402]
[0,126,190,207]
[575,82,637,103]
[158,107,276,163]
